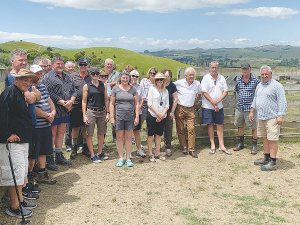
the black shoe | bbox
[22,186,39,200]
[70,145,78,160]
[26,182,41,193]
[6,206,32,218]
[55,152,72,165]
[21,199,37,209]
[81,144,90,158]
[46,154,58,171]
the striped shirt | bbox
[34,84,51,128]
[251,78,287,120]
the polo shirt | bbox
[174,79,201,108]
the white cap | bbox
[30,65,43,74]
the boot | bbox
[38,170,57,185]
[55,152,72,165]
[70,145,77,160]
[81,143,90,158]
[46,154,58,171]
[251,139,258,154]
[261,158,277,171]
[254,154,269,165]
[233,136,244,151]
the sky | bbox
[0,0,299,52]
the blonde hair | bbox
[153,78,167,93]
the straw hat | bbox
[12,69,39,83]
[150,72,170,84]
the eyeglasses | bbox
[149,72,156,75]
[132,75,139,78]
[79,63,87,67]
[91,72,99,76]
[156,78,164,81]
[100,75,109,78]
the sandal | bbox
[166,149,172,157]
[125,159,134,167]
[209,149,216,154]
[219,149,232,155]
[116,160,124,167]
[155,154,166,161]
[149,155,156,162]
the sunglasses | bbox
[156,78,164,81]
[149,72,156,75]
[91,72,99,76]
[100,75,109,78]
[132,75,139,78]
[79,63,87,67]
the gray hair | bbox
[33,56,47,65]
[184,67,196,76]
[10,48,27,60]
[210,61,219,67]
[65,61,75,67]
[118,70,131,84]
[105,58,114,65]
[130,70,139,76]
[260,65,272,73]
[51,55,64,64]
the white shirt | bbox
[147,86,169,118]
[201,73,228,110]
[174,79,201,107]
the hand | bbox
[276,116,283,125]
[63,100,73,112]
[169,112,174,120]
[134,117,139,126]
[47,112,55,124]
[214,105,219,112]
[7,134,20,143]
[193,103,198,109]
[105,114,110,123]
[83,116,89,125]
[158,112,165,119]
[249,112,253,122]
[211,99,218,106]
[111,118,115,127]
[156,117,162,123]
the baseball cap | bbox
[90,67,99,73]
[241,63,251,69]
[30,65,43,74]
[78,57,88,64]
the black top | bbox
[166,82,177,113]
[87,81,105,110]
[71,71,92,107]
[0,85,34,143]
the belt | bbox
[178,104,193,109]
[88,107,105,112]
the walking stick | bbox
[6,142,30,224]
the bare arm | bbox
[104,84,109,123]
[134,95,139,126]
[82,84,88,125]
[109,96,116,126]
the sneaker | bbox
[38,171,57,185]
[137,149,146,157]
[97,152,108,160]
[26,182,41,193]
[21,199,37,209]
[91,155,101,163]
[66,145,72,152]
[261,160,277,171]
[78,145,83,151]
[55,152,72,165]
[6,206,32,218]
[46,155,58,171]
[22,186,39,200]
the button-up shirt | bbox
[251,78,287,120]
[201,73,228,110]
[235,73,260,111]
[174,79,201,107]
[107,70,119,83]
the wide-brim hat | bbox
[150,72,170,84]
[12,68,39,83]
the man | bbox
[233,63,260,154]
[69,57,91,159]
[249,65,287,171]
[0,69,39,218]
[201,61,230,155]
[65,61,75,74]
[42,56,77,166]
[45,58,52,74]
[33,56,48,72]
[174,67,201,158]
[29,65,57,185]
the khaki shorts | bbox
[85,109,107,136]
[0,143,28,186]
[234,108,257,130]
[257,118,280,141]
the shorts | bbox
[51,116,70,126]
[146,114,166,136]
[85,109,107,136]
[70,106,84,128]
[234,108,257,130]
[29,127,53,159]
[133,115,142,131]
[141,101,148,121]
[257,118,280,141]
[0,143,28,186]
[114,119,134,131]
[202,108,224,125]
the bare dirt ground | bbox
[1,135,300,225]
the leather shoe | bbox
[189,151,198,158]
[182,148,188,155]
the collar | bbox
[262,78,273,86]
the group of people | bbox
[0,48,287,219]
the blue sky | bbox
[0,0,299,51]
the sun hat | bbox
[12,68,39,83]
[150,72,170,84]
[30,65,43,74]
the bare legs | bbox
[116,130,133,161]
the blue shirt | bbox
[234,73,260,111]
[34,84,51,128]
[251,78,287,120]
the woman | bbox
[161,69,178,157]
[110,70,139,167]
[147,73,169,162]
[82,67,109,163]
[130,70,146,157]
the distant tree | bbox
[74,51,86,62]
[101,51,103,54]
[26,49,42,63]
[135,66,138,69]
[47,46,53,51]
[113,54,116,58]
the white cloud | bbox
[206,7,299,19]
[27,0,250,13]
[1,31,300,51]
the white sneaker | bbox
[137,149,146,157]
